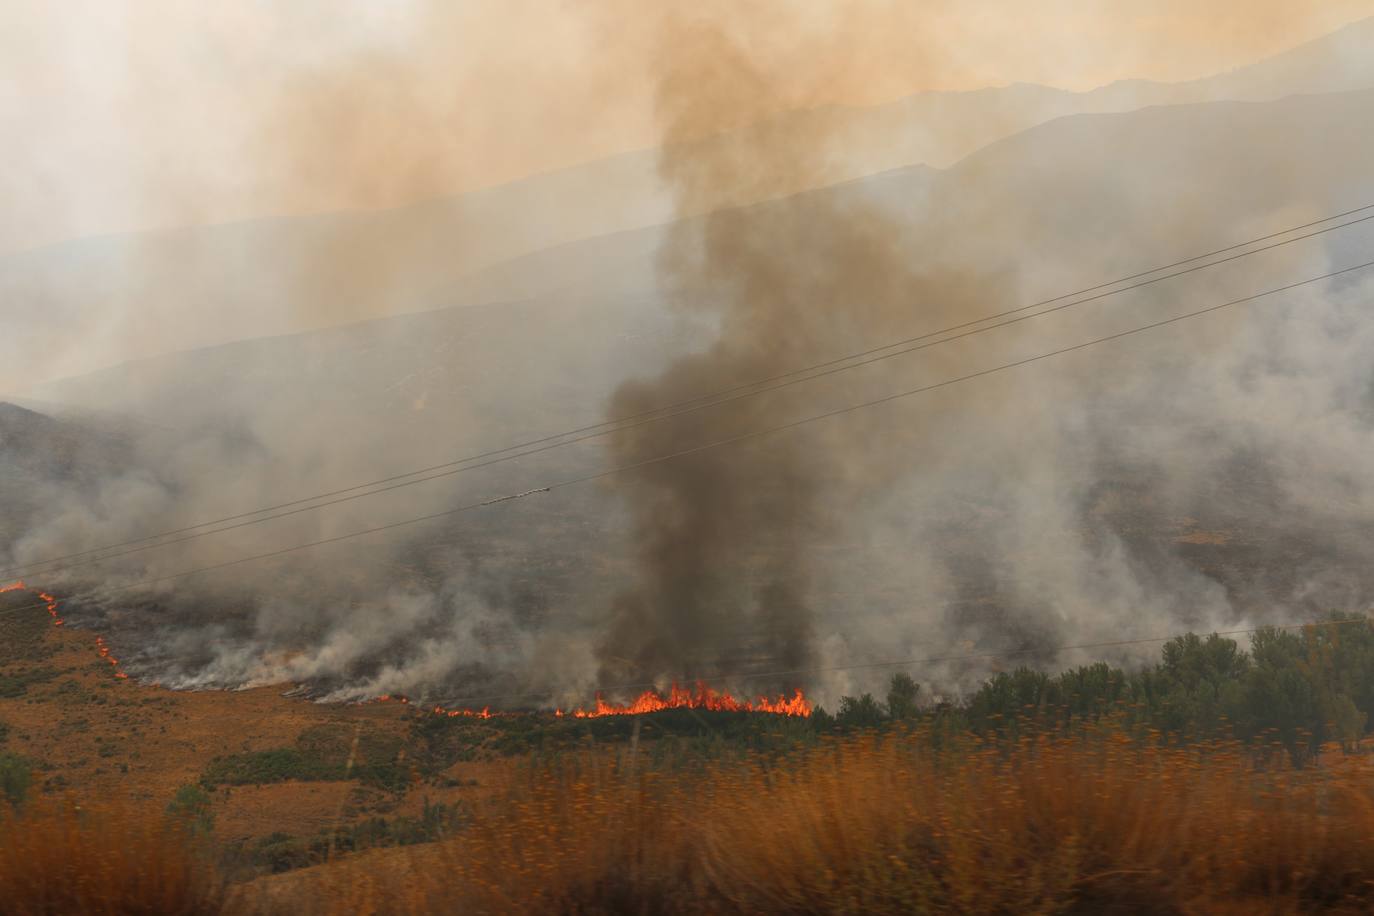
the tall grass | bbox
[0,800,229,916]
[10,729,1374,913]
[276,727,1374,914]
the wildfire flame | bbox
[375,695,498,718]
[435,705,493,719]
[2,586,807,713]
[373,682,811,719]
[1,580,128,679]
[566,682,812,718]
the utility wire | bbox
[6,205,1373,581]
[4,579,1370,709]
[4,256,1370,623]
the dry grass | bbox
[262,728,1374,914]
[11,729,1374,914]
[0,800,229,916]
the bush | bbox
[0,666,56,699]
[167,783,215,835]
[201,748,341,787]
[252,832,316,874]
[0,753,31,807]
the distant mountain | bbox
[12,83,1374,695]
[0,402,138,550]
[5,18,1374,390]
[26,84,1374,425]
[1165,15,1374,102]
[0,401,128,477]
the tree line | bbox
[815,613,1374,764]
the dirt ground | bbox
[0,587,497,849]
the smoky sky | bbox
[4,8,1374,708]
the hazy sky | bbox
[4,0,1374,253]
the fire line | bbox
[1,581,129,679]
[375,681,812,719]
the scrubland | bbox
[6,723,1374,915]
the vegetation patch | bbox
[167,783,215,836]
[201,748,342,787]
[0,753,32,807]
[0,594,53,664]
[409,705,820,775]
[225,796,468,877]
[0,666,57,699]
[201,727,413,792]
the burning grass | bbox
[559,682,812,718]
[251,726,1374,914]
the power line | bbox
[6,205,1372,581]
[5,256,1370,623]
[3,576,1370,710]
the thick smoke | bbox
[4,7,1374,708]
[595,14,1008,688]
[595,10,1374,699]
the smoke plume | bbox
[3,6,1374,709]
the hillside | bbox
[4,85,1372,705]
[5,18,1374,390]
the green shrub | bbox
[167,783,215,835]
[252,832,315,874]
[200,748,341,787]
[0,667,56,699]
[0,754,32,807]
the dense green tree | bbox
[1137,633,1248,738]
[1229,628,1326,764]
[826,617,1374,759]
[885,673,920,721]
[1326,693,1366,753]
[836,693,885,728]
[1054,662,1129,723]
[968,668,1050,732]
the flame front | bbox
[372,682,811,719]
[435,704,493,719]
[570,682,811,718]
[1,581,127,679]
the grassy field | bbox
[8,586,1374,912]
[6,726,1374,914]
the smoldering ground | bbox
[4,6,1374,707]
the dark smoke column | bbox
[596,18,847,691]
[593,11,1002,693]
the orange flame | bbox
[2,581,126,679]
[569,682,812,718]
[435,705,493,719]
[38,591,64,627]
[370,682,811,719]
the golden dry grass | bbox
[9,729,1374,914]
[0,800,229,916]
[257,728,1374,914]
